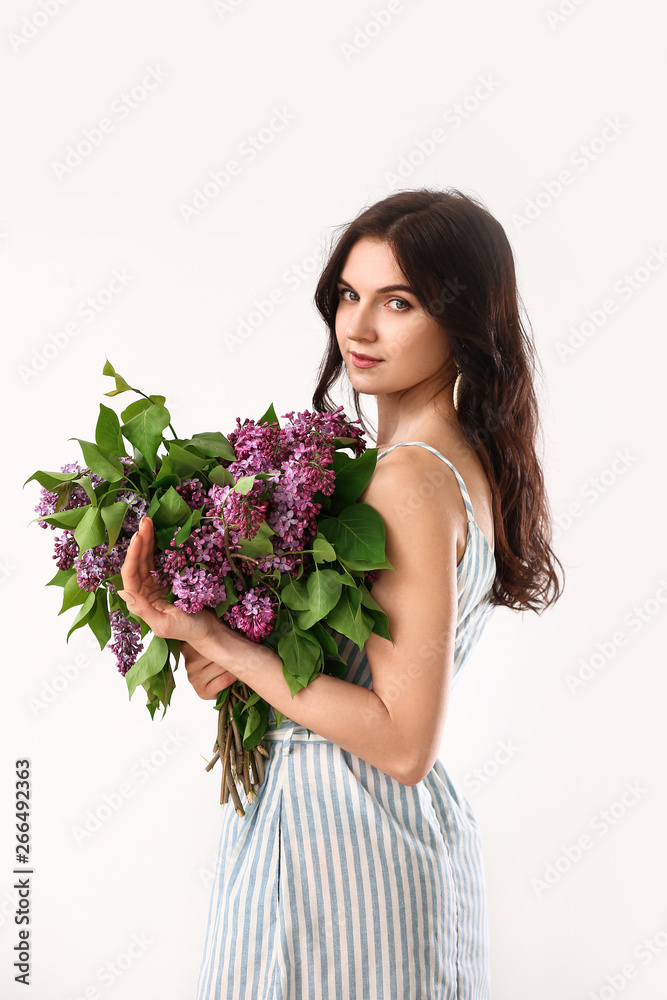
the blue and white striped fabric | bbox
[196,442,497,999]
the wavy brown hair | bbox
[311,187,564,614]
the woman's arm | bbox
[189,446,462,786]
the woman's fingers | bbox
[181,646,237,699]
[118,533,142,602]
[136,516,155,583]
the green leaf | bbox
[322,655,347,677]
[236,520,274,559]
[53,483,72,512]
[125,635,169,701]
[121,396,167,423]
[120,397,151,422]
[272,708,286,728]
[281,577,310,611]
[121,404,171,473]
[103,359,134,396]
[46,568,74,588]
[278,627,322,693]
[233,475,256,496]
[73,476,98,507]
[185,432,236,461]
[66,591,96,642]
[258,402,279,427]
[147,493,161,519]
[104,384,133,397]
[75,440,126,483]
[309,620,340,657]
[312,534,336,563]
[318,503,387,563]
[359,582,383,611]
[100,501,129,552]
[154,525,178,549]
[336,564,357,586]
[166,441,208,475]
[214,688,233,710]
[95,404,125,455]
[364,605,392,642]
[152,456,181,490]
[40,505,90,530]
[23,469,82,490]
[208,465,235,487]
[359,581,392,640]
[325,587,374,647]
[88,588,111,650]
[339,554,395,572]
[296,569,343,629]
[166,637,182,666]
[58,573,90,615]
[153,486,192,527]
[142,662,175,719]
[173,510,194,545]
[329,448,378,511]
[241,698,269,749]
[74,505,106,555]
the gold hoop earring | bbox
[452,369,464,412]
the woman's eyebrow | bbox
[337,276,414,294]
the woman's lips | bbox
[351,353,383,368]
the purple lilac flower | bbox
[116,489,150,535]
[206,481,268,540]
[279,405,365,464]
[109,610,143,675]
[226,418,283,475]
[223,584,277,642]
[175,477,208,510]
[151,517,243,615]
[52,530,79,571]
[74,535,131,592]
[171,566,227,614]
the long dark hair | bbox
[312,187,564,614]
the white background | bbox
[1,0,666,997]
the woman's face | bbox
[334,237,453,394]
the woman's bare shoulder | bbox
[359,444,467,559]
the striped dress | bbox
[196,441,497,999]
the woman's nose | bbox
[343,301,377,338]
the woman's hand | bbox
[117,515,219,647]
[180,641,239,700]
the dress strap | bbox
[377,441,476,522]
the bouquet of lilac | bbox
[26,361,393,815]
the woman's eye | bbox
[336,288,410,311]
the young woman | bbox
[118,187,564,999]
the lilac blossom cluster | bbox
[35,407,366,675]
[36,461,150,674]
[149,407,365,640]
[109,609,144,676]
